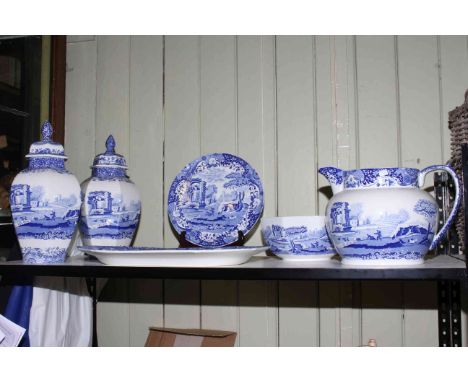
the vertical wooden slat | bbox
[439,35,468,162]
[65,40,97,182]
[128,36,164,346]
[163,36,202,328]
[239,280,278,347]
[317,36,362,347]
[237,36,278,346]
[398,36,442,168]
[361,281,403,346]
[199,36,237,154]
[316,36,340,347]
[95,36,130,159]
[397,36,442,346]
[355,36,399,167]
[94,36,131,346]
[355,35,403,347]
[276,36,319,346]
[198,36,239,341]
[323,36,362,347]
[403,281,438,346]
[278,281,319,346]
[276,36,317,216]
[332,36,358,171]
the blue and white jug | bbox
[10,121,81,263]
[79,135,141,247]
[319,166,461,265]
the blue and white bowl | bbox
[261,216,335,261]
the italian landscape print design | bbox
[168,153,263,247]
[80,190,140,240]
[328,198,437,260]
[262,224,334,255]
[10,183,80,263]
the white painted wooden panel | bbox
[197,36,239,340]
[332,36,363,347]
[361,281,403,346]
[355,36,399,168]
[94,36,132,347]
[397,36,442,347]
[127,36,165,346]
[398,36,443,168]
[355,35,404,347]
[403,281,438,346]
[331,36,358,170]
[128,279,163,346]
[163,36,202,328]
[438,36,468,162]
[237,35,277,237]
[238,280,278,347]
[278,281,319,346]
[95,36,130,159]
[315,36,346,347]
[315,36,335,215]
[237,36,278,347]
[276,36,316,216]
[65,40,97,182]
[275,36,320,346]
[200,36,237,154]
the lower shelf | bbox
[0,253,466,281]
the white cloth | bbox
[28,231,93,347]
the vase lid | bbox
[26,121,67,159]
[92,135,128,169]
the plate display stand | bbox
[177,230,246,248]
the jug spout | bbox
[319,167,344,194]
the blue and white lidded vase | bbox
[10,121,81,263]
[319,165,461,266]
[79,135,141,247]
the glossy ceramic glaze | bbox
[168,153,264,247]
[261,216,335,261]
[79,135,141,247]
[319,166,460,266]
[10,121,81,263]
[79,245,268,267]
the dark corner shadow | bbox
[318,185,333,200]
[99,278,464,312]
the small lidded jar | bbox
[79,135,141,247]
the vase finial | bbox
[41,121,53,142]
[105,135,116,154]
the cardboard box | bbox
[145,327,237,347]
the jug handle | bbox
[418,165,461,251]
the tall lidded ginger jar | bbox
[10,121,81,263]
[79,135,141,247]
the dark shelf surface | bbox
[0,253,466,281]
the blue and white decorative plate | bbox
[168,153,264,247]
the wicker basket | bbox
[448,90,468,252]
